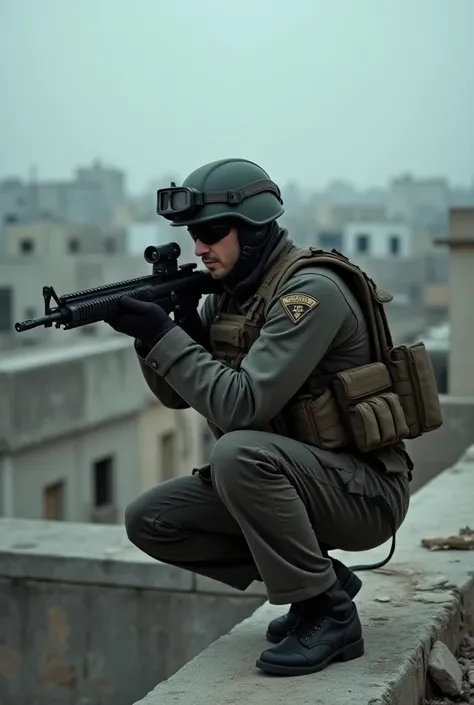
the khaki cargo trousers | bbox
[125,430,410,605]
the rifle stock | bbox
[14,242,221,333]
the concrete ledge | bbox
[0,518,194,591]
[134,446,474,705]
[0,518,264,596]
[0,523,267,703]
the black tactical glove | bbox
[105,296,175,349]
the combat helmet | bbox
[156,158,284,228]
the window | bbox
[19,238,34,254]
[92,456,114,507]
[355,234,370,254]
[389,235,400,256]
[160,431,176,481]
[0,288,12,332]
[43,481,65,520]
[104,238,116,254]
[68,238,80,253]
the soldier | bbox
[106,158,414,677]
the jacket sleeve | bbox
[136,345,190,409]
[135,295,217,409]
[142,269,357,431]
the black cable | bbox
[347,496,397,572]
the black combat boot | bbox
[256,581,364,676]
[265,558,362,643]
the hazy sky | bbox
[1,0,473,194]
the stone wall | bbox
[0,519,266,705]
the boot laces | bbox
[291,616,328,642]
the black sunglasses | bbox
[188,223,233,245]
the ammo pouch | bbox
[387,342,443,438]
[286,348,443,452]
[332,362,409,452]
[286,363,409,453]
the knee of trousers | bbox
[210,430,275,498]
[124,490,188,552]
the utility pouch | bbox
[347,393,409,452]
[388,342,443,438]
[286,389,348,450]
[209,315,247,370]
[332,362,409,452]
[209,317,244,348]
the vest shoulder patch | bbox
[279,293,320,324]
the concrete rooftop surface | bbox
[133,444,474,705]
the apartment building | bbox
[0,337,214,522]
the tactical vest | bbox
[207,247,443,473]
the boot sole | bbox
[256,638,365,676]
[265,572,363,644]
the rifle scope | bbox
[144,242,181,264]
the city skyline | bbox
[1,158,473,199]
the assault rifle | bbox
[14,242,221,334]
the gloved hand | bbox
[105,296,175,349]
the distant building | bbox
[0,338,214,522]
[0,250,150,351]
[388,174,450,234]
[313,202,388,231]
[2,221,127,258]
[343,221,412,259]
[74,160,125,221]
[311,219,449,318]
[0,160,127,236]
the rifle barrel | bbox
[15,311,64,332]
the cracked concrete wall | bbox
[0,519,266,705]
[0,576,264,705]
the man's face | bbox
[190,225,241,279]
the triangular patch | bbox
[279,293,319,324]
